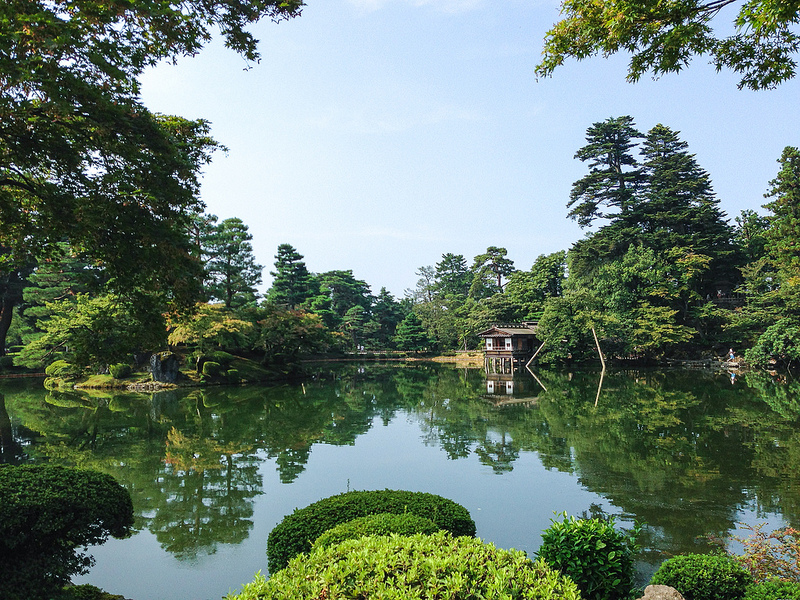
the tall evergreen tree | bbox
[469,247,515,298]
[393,312,432,352]
[371,287,405,347]
[637,125,733,251]
[205,218,263,309]
[19,246,100,350]
[435,254,471,300]
[764,146,800,282]
[568,116,644,228]
[636,124,736,293]
[267,244,313,309]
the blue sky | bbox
[140,0,800,298]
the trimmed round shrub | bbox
[108,363,131,379]
[744,581,800,600]
[311,512,441,551]
[266,489,476,573]
[231,531,581,600]
[226,368,240,383]
[62,584,126,600]
[0,355,14,369]
[45,360,81,378]
[202,361,222,378]
[0,465,134,600]
[650,553,753,600]
[537,514,640,600]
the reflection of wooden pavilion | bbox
[483,374,539,407]
[477,322,541,374]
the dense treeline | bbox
[1,116,799,372]
[0,116,800,370]
[407,118,799,367]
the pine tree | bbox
[764,146,800,282]
[469,247,515,298]
[637,125,733,255]
[393,312,431,352]
[267,244,313,309]
[205,218,263,309]
[435,254,471,300]
[568,116,644,228]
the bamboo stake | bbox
[526,340,546,368]
[591,327,606,407]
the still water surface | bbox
[2,364,799,600]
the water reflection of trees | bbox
[2,365,800,562]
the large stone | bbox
[150,352,180,383]
[638,585,685,600]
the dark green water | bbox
[2,364,799,600]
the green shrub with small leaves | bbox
[226,368,240,382]
[744,580,800,600]
[650,553,753,600]
[311,512,441,551]
[108,363,131,379]
[537,513,641,600]
[230,532,581,600]
[62,584,126,600]
[45,359,81,378]
[266,489,476,573]
[0,465,134,600]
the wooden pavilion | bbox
[477,322,541,373]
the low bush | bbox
[0,465,134,600]
[0,355,14,369]
[62,584,126,600]
[311,512,441,551]
[108,363,131,379]
[650,553,753,600]
[44,360,81,378]
[744,580,800,600]
[266,489,476,572]
[226,368,240,383]
[729,523,800,583]
[537,513,641,600]
[230,531,581,600]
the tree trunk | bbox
[0,295,15,356]
[0,394,22,464]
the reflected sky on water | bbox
[2,364,799,600]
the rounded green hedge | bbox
[0,465,134,600]
[650,553,753,600]
[311,512,441,551]
[744,581,800,600]
[266,489,476,573]
[232,532,581,600]
[108,363,131,379]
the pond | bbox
[2,363,800,600]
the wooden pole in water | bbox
[591,327,606,407]
[526,340,546,368]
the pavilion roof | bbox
[477,323,538,338]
